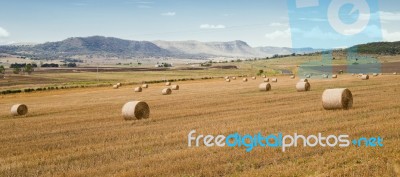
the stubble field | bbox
[0,74,399,176]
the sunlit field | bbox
[1,73,399,176]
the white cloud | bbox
[382,29,400,42]
[0,27,9,37]
[269,22,288,27]
[265,28,291,40]
[161,12,176,16]
[137,5,151,8]
[200,24,225,29]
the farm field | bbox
[0,74,399,176]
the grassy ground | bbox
[0,74,399,176]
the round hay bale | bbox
[225,76,230,79]
[290,75,295,79]
[142,84,148,88]
[113,85,119,89]
[226,79,231,82]
[231,77,236,80]
[259,83,271,91]
[361,75,369,80]
[271,78,278,82]
[300,79,308,83]
[351,73,355,76]
[11,104,28,116]
[296,82,310,92]
[252,76,256,80]
[122,101,150,120]
[322,88,353,110]
[134,87,142,92]
[117,83,122,87]
[162,88,172,95]
[372,73,378,77]
[332,75,337,78]
[262,75,266,78]
[264,78,270,82]
[171,85,179,90]
[165,82,171,86]
[394,72,398,75]
[243,78,248,82]
[322,74,328,78]
[306,74,311,78]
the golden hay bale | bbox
[352,73,355,76]
[361,75,369,80]
[259,83,271,91]
[271,78,278,82]
[332,75,337,78]
[290,75,295,79]
[243,78,248,82]
[117,83,122,87]
[225,76,230,79]
[162,88,172,95]
[165,82,171,86]
[394,72,398,75]
[134,87,142,92]
[296,82,310,92]
[373,73,378,77]
[322,88,353,110]
[232,77,236,80]
[262,75,266,78]
[306,74,311,78]
[300,79,308,83]
[11,104,28,116]
[264,78,270,82]
[142,84,148,88]
[122,101,150,120]
[113,85,119,89]
[252,76,256,80]
[171,85,179,90]
[226,79,231,82]
[322,74,328,78]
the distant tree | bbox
[23,64,34,74]
[67,63,77,67]
[13,67,21,74]
[0,65,5,74]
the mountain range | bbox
[0,36,321,60]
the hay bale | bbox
[117,83,122,87]
[262,75,266,78]
[225,76,230,79]
[142,84,148,88]
[231,77,236,80]
[394,72,398,75]
[259,83,271,91]
[113,85,119,89]
[134,87,142,92]
[361,75,369,80]
[296,82,310,92]
[306,74,311,78]
[252,76,256,80]
[322,74,328,78]
[373,73,378,77]
[243,78,248,82]
[290,75,295,79]
[264,78,270,82]
[165,82,171,86]
[162,88,172,95]
[351,73,355,76]
[11,104,28,116]
[322,88,353,110]
[171,85,179,90]
[271,78,278,82]
[332,75,337,78]
[226,79,231,82]
[300,79,308,83]
[122,101,150,120]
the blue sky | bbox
[0,0,399,47]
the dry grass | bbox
[0,75,399,176]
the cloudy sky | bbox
[0,0,399,47]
